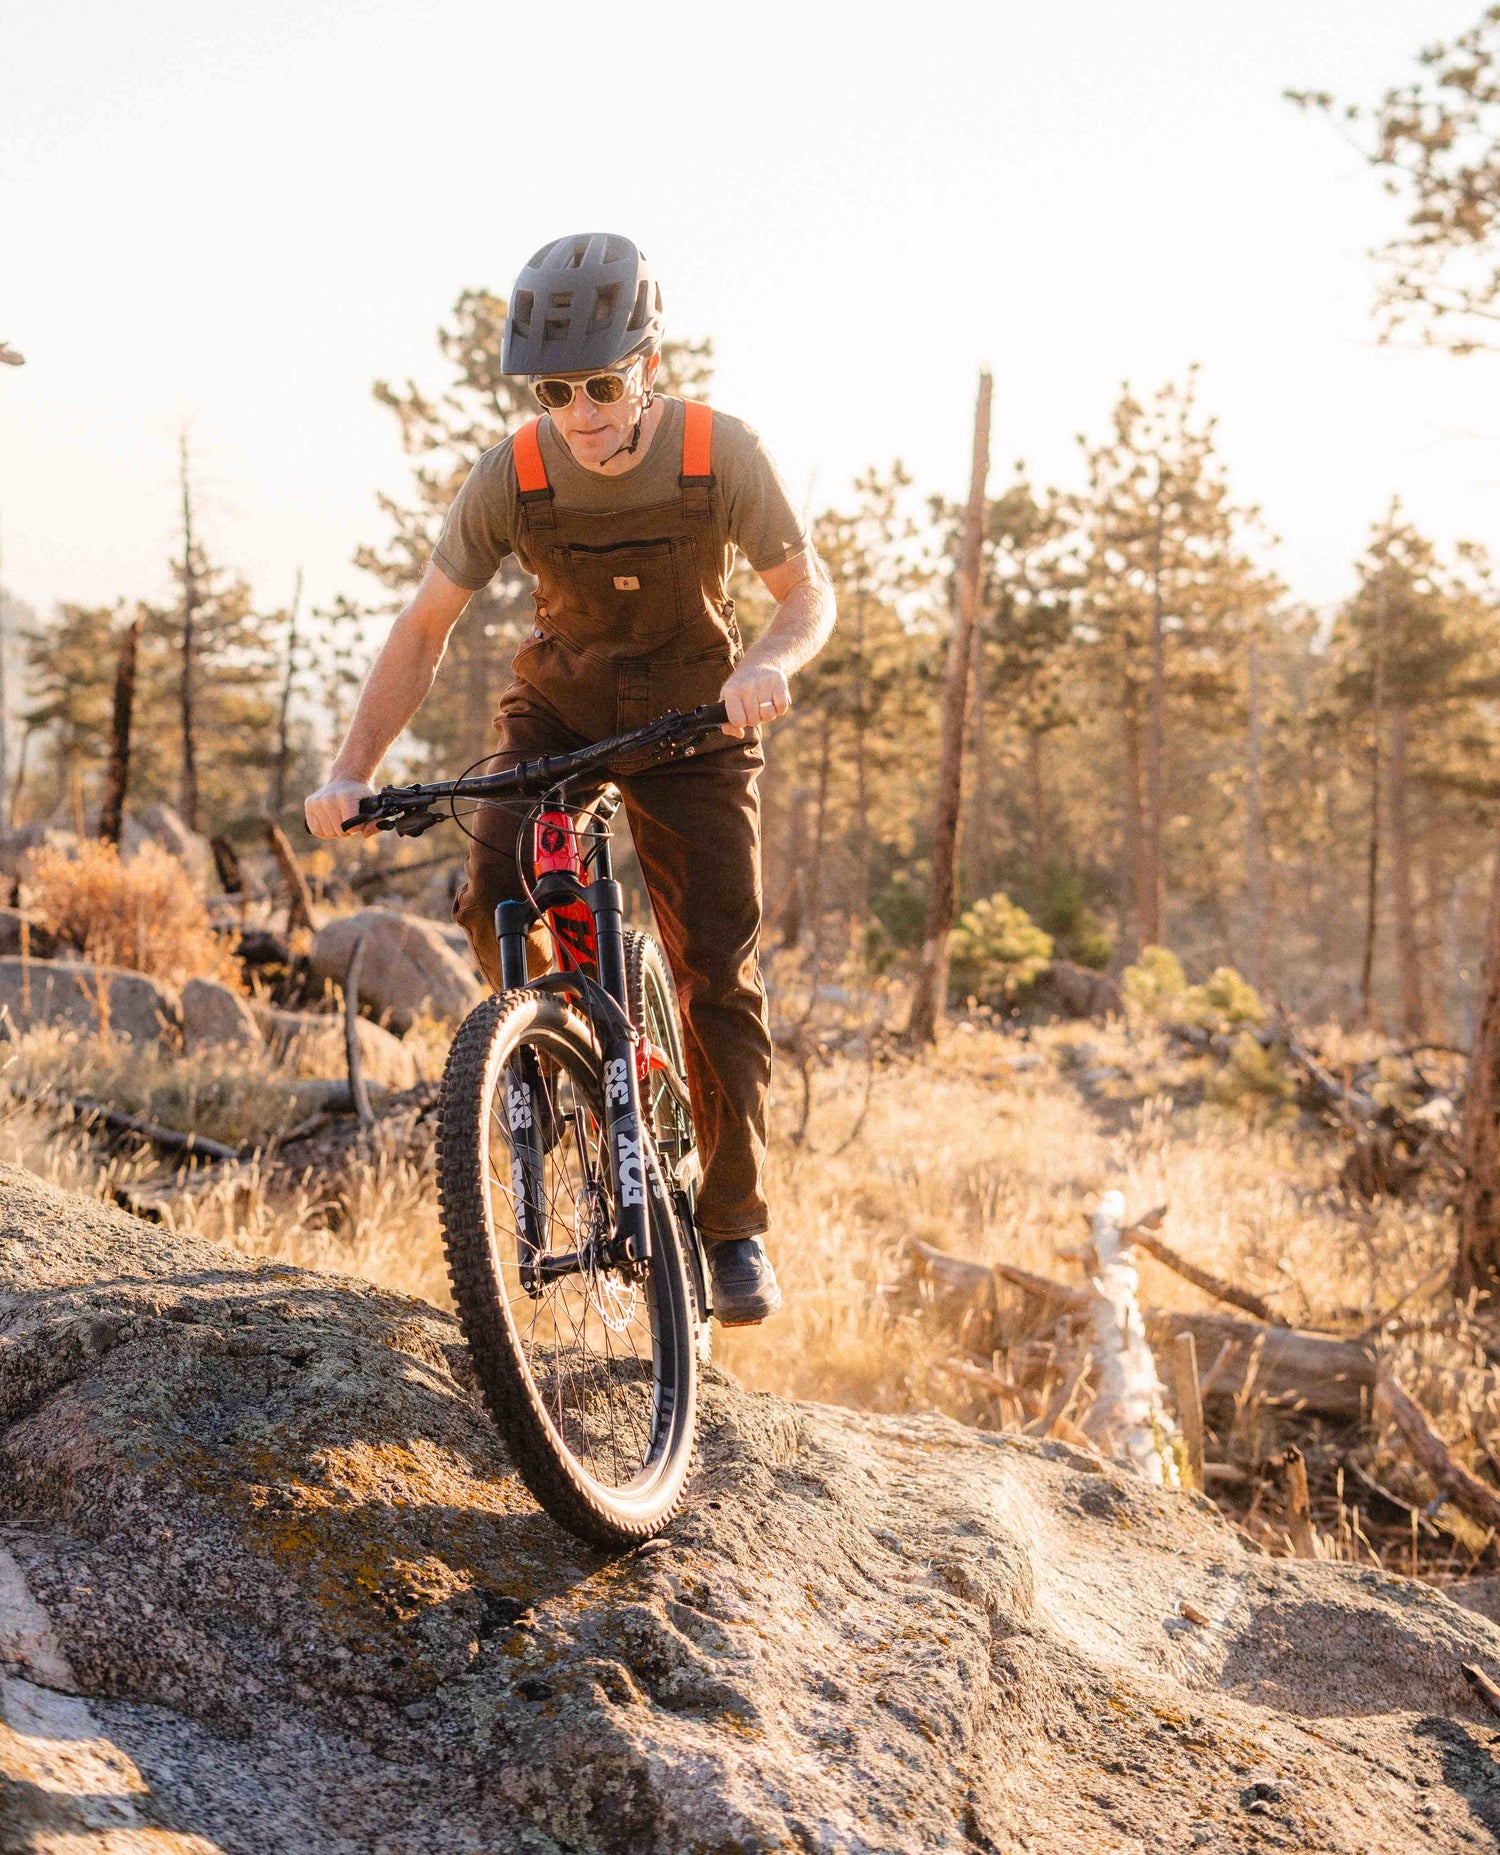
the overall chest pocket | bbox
[549,537,693,655]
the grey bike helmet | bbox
[502,233,664,376]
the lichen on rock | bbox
[3,1164,1500,1851]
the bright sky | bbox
[1,0,1491,636]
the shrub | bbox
[1207,1032,1295,1119]
[1122,945,1187,1016]
[1122,946,1266,1033]
[947,894,1053,1004]
[872,869,926,951]
[1024,864,1114,971]
[26,839,241,990]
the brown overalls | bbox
[453,403,771,1241]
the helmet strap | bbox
[601,363,655,464]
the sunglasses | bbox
[530,362,640,412]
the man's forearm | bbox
[744,564,836,678]
[330,614,449,783]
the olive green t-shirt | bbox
[432,397,808,592]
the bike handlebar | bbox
[343,702,732,836]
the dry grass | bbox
[25,839,242,988]
[5,1002,1495,1581]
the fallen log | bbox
[1145,1311,1375,1422]
[903,1238,1089,1316]
[1375,1370,1500,1537]
[1126,1215,1285,1327]
[902,1237,1376,1422]
[44,1095,242,1163]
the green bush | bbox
[1121,945,1187,1015]
[947,894,1053,1004]
[872,869,926,951]
[1025,864,1114,970]
[1206,1032,1294,1119]
[1121,946,1266,1033]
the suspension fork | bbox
[496,898,546,1287]
[586,817,653,1268]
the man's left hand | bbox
[720,661,791,738]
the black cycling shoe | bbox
[707,1237,783,1326]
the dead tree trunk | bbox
[1244,636,1266,989]
[1389,705,1426,1037]
[1027,728,1048,870]
[269,568,303,818]
[1120,702,1147,960]
[907,370,992,1044]
[1141,471,1167,950]
[97,613,141,847]
[177,431,202,833]
[1359,578,1388,1029]
[1459,835,1500,1292]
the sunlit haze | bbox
[2,0,1490,635]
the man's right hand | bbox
[305,777,378,840]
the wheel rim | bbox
[479,1022,677,1496]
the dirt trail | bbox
[2,1163,1500,1852]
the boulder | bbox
[1031,958,1125,1021]
[263,1007,418,1090]
[180,976,261,1053]
[2,1165,1498,1852]
[0,957,178,1048]
[119,802,216,893]
[310,907,484,1031]
[0,907,60,959]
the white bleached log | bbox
[1086,1190,1180,1486]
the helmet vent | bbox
[512,290,533,333]
[566,239,589,268]
[591,284,618,329]
[544,316,570,342]
[548,290,572,309]
[626,280,651,332]
[603,235,631,262]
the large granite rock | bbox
[120,803,217,893]
[0,908,61,960]
[180,977,261,1054]
[310,908,484,1033]
[0,957,178,1048]
[263,1007,418,1090]
[3,1168,1500,1851]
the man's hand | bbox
[305,777,379,840]
[720,660,791,738]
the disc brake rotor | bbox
[574,1179,638,1333]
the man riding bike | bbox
[306,232,836,1326]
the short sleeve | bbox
[432,445,515,590]
[718,423,808,572]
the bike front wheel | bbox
[437,990,698,1547]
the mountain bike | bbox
[346,704,729,1548]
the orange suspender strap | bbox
[681,400,713,480]
[513,417,550,496]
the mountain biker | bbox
[305,233,836,1326]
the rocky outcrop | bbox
[262,1007,418,1090]
[310,908,484,1033]
[180,977,260,1053]
[120,803,216,894]
[0,958,178,1048]
[1031,959,1125,1021]
[0,909,61,960]
[4,1168,1500,1851]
